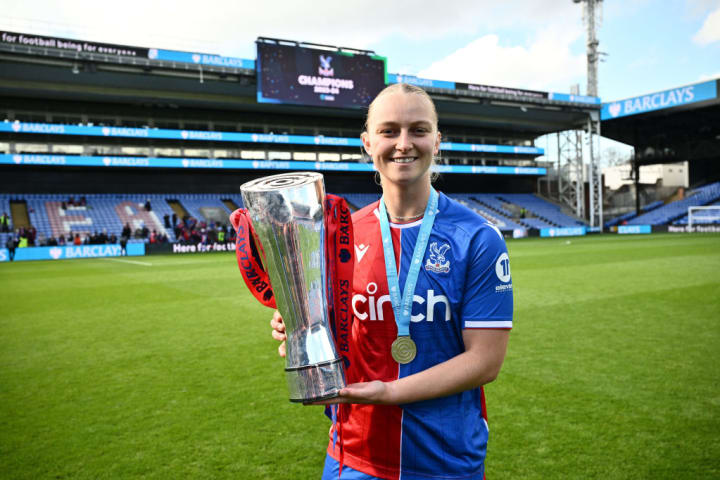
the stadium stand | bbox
[497,193,586,228]
[627,181,720,225]
[344,193,381,212]
[446,193,585,230]
[3,192,596,242]
[449,194,527,231]
[604,200,665,227]
[9,184,718,245]
[0,193,248,244]
[673,200,720,225]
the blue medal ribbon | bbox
[378,188,439,339]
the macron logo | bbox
[355,244,369,262]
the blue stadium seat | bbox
[629,181,720,225]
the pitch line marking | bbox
[104,258,153,266]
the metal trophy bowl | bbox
[240,172,345,403]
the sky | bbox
[2,0,719,161]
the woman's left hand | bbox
[310,381,392,405]
[309,329,509,407]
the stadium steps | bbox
[469,196,509,218]
[535,193,587,224]
[449,195,525,231]
[457,199,506,228]
[10,200,31,229]
[605,200,664,227]
[467,196,544,227]
[495,195,559,228]
[222,198,239,212]
[167,199,189,220]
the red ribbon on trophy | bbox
[230,208,276,308]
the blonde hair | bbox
[364,83,441,182]
[365,83,439,132]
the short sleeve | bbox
[460,223,513,329]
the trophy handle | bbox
[230,208,277,308]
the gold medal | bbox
[391,336,417,364]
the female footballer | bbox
[271,83,513,480]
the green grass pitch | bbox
[1,233,719,479]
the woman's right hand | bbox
[270,310,287,357]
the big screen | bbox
[256,41,386,108]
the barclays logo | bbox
[608,102,622,117]
[318,55,334,77]
[49,247,63,259]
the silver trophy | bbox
[240,172,346,402]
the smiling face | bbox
[362,89,441,189]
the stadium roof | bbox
[0,30,600,136]
[600,79,720,165]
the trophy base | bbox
[285,358,345,403]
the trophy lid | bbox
[240,172,324,193]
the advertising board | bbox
[1,154,547,175]
[618,225,652,234]
[1,243,145,262]
[1,30,148,57]
[601,80,718,120]
[540,227,587,237]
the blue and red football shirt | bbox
[327,192,513,480]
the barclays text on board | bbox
[540,227,587,237]
[601,80,717,120]
[1,154,546,176]
[148,48,255,69]
[0,122,544,155]
[1,243,145,262]
[618,225,652,234]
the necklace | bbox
[388,211,424,221]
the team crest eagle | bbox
[425,242,451,273]
[318,55,334,76]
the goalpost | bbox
[688,206,720,228]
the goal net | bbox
[688,206,720,228]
